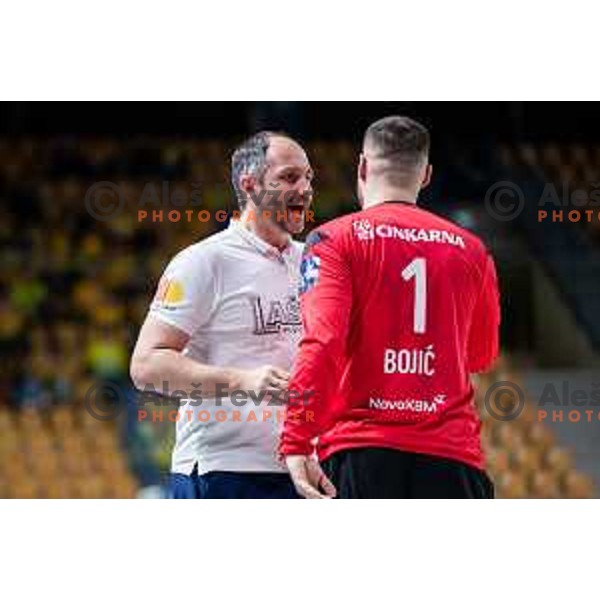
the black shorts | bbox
[321,447,494,499]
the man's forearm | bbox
[130,348,242,398]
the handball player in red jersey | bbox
[281,116,500,498]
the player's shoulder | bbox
[420,208,490,256]
[167,227,233,269]
[319,211,358,234]
[305,212,358,249]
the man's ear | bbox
[358,153,367,183]
[239,174,256,204]
[420,164,432,190]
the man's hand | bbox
[285,455,337,499]
[232,365,290,395]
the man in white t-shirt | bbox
[130,132,314,498]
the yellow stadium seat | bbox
[497,471,527,499]
[562,472,594,499]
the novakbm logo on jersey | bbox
[299,254,321,294]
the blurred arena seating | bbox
[0,404,138,498]
[499,143,600,240]
[478,359,595,499]
[0,137,595,498]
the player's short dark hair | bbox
[231,131,289,210]
[363,116,430,185]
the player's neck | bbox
[241,216,291,252]
[362,185,418,209]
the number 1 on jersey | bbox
[401,257,427,334]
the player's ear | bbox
[420,164,432,190]
[239,174,257,203]
[358,153,367,183]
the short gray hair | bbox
[231,131,281,209]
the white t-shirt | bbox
[149,220,304,475]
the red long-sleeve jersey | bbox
[280,201,500,469]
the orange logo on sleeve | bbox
[155,278,185,305]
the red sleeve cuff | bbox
[279,438,314,457]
